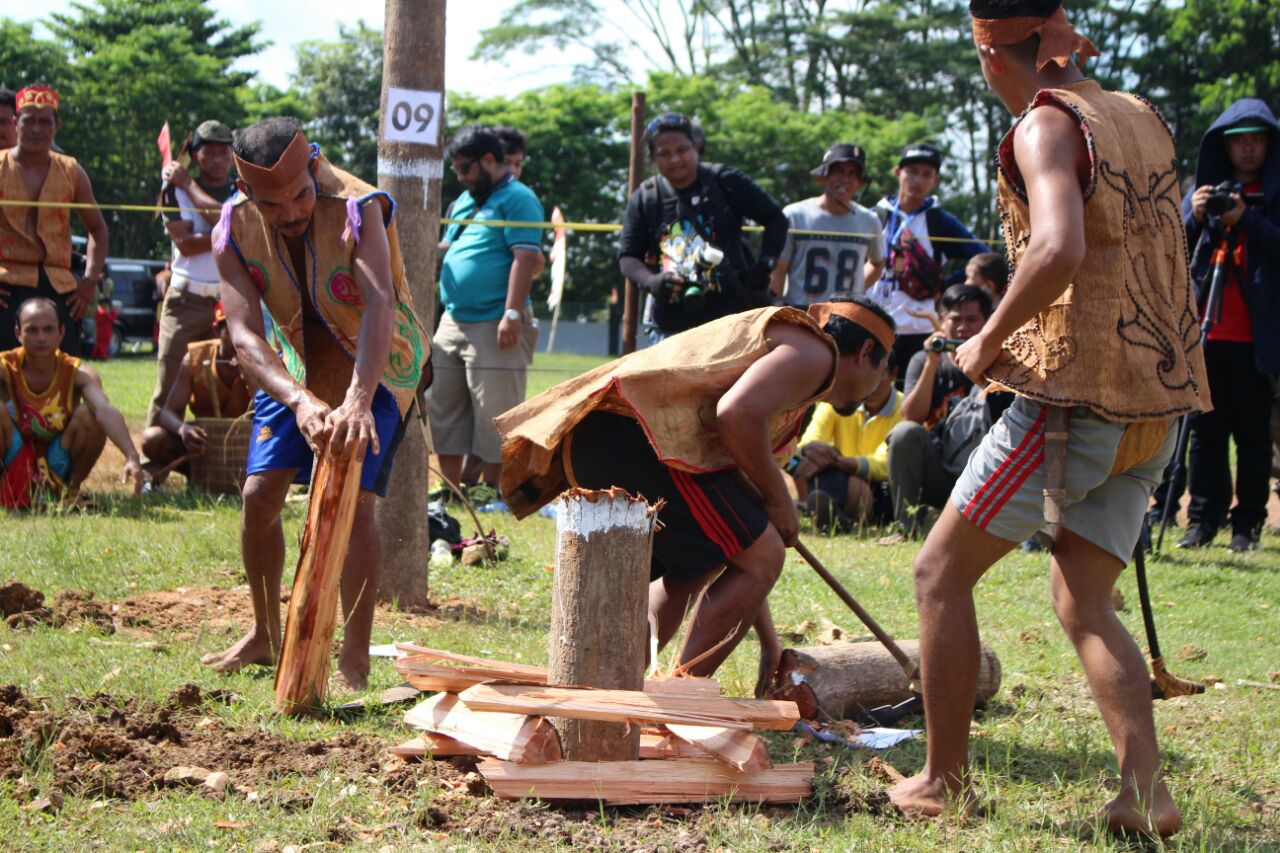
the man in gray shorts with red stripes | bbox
[889,1,1210,840]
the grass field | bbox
[2,352,1278,851]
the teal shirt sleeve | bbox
[503,186,544,251]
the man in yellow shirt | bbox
[789,352,902,532]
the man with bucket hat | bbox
[771,143,886,308]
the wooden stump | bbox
[274,449,364,714]
[548,488,659,760]
[771,639,1002,720]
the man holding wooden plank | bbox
[498,296,894,689]
[208,117,430,691]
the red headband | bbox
[807,302,895,353]
[16,86,60,112]
[233,131,313,194]
[971,8,1099,72]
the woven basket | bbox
[187,414,253,496]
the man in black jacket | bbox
[1178,98,1280,552]
[618,113,787,341]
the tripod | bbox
[1153,226,1239,553]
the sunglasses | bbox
[450,158,476,175]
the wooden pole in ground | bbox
[374,0,446,609]
[620,92,646,355]
[547,488,659,760]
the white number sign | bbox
[383,87,442,146]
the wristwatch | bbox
[504,308,521,322]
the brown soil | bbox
[0,683,386,800]
[4,586,115,633]
[0,581,44,617]
[0,683,720,850]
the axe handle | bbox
[793,539,919,683]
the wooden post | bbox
[771,639,1002,721]
[620,92,645,355]
[548,488,658,760]
[275,450,364,714]
[374,0,446,609]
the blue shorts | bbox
[244,386,409,497]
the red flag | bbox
[157,122,172,168]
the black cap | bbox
[191,119,232,150]
[898,142,942,169]
[811,142,867,178]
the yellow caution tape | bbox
[0,199,1000,244]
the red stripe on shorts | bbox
[963,406,1047,523]
[670,468,741,558]
[973,434,1045,529]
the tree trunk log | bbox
[374,0,446,610]
[772,640,1002,720]
[547,488,659,760]
[274,450,364,714]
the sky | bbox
[0,0,597,96]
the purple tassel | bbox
[342,197,363,245]
[214,198,235,253]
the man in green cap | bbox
[147,119,237,429]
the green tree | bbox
[38,0,263,259]
[0,19,71,90]
[290,21,383,181]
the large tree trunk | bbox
[375,0,446,609]
[772,640,1002,720]
[546,488,658,760]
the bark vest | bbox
[0,150,80,293]
[989,80,1210,422]
[224,156,428,415]
[1,347,79,446]
[185,339,250,419]
[497,307,837,518]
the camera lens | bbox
[682,285,705,309]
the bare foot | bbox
[330,665,368,695]
[1099,783,1182,839]
[888,773,983,818]
[201,630,278,672]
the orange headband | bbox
[233,130,313,194]
[971,8,1099,72]
[807,302,895,354]
[16,86,60,111]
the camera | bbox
[1205,181,1240,218]
[681,244,724,310]
[925,337,966,353]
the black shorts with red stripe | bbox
[566,411,769,584]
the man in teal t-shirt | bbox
[432,126,543,489]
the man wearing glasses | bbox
[432,125,543,491]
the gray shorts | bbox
[951,397,1174,563]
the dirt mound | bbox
[0,581,44,617]
[0,683,385,800]
[111,587,264,635]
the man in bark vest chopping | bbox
[498,295,895,695]
[208,117,430,691]
[887,1,1209,839]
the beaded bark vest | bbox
[0,150,80,292]
[185,339,249,419]
[988,80,1209,421]
[497,307,837,518]
[224,157,428,415]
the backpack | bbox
[937,384,993,477]
[877,204,945,302]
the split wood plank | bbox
[459,684,800,731]
[403,692,562,763]
[395,644,548,678]
[638,731,712,760]
[478,758,813,805]
[396,653,719,696]
[664,724,771,773]
[274,449,364,714]
[389,734,488,760]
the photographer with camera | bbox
[619,113,788,341]
[881,284,1011,541]
[1176,99,1280,552]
